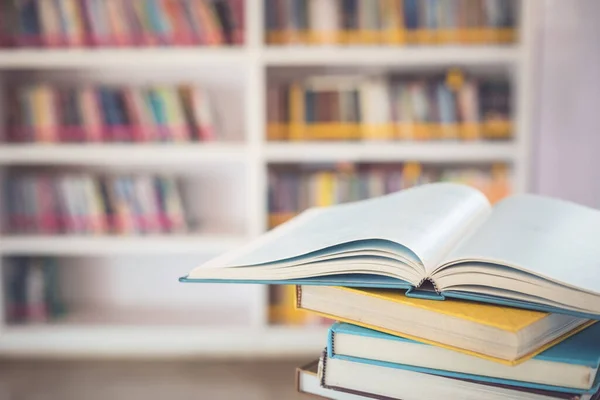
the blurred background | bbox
[0,0,598,398]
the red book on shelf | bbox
[80,0,111,47]
[79,86,103,142]
[163,0,196,45]
[230,0,245,45]
[37,175,61,234]
[14,34,44,47]
[122,88,146,142]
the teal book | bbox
[181,183,600,319]
[328,322,600,394]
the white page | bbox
[443,194,600,295]
[199,183,491,272]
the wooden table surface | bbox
[0,359,314,400]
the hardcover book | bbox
[296,285,593,365]
[327,322,600,392]
[182,183,600,319]
[319,352,600,400]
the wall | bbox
[534,0,600,207]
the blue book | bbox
[304,90,315,123]
[146,0,170,36]
[328,322,600,394]
[180,182,600,320]
[403,0,419,31]
[19,0,40,35]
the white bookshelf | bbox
[0,143,248,166]
[0,235,247,256]
[0,0,536,358]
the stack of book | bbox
[265,0,517,46]
[4,257,66,324]
[182,182,600,400]
[5,173,189,235]
[267,70,511,141]
[268,162,511,229]
[0,0,244,48]
[5,83,218,143]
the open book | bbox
[182,183,600,318]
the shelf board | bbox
[0,234,247,256]
[0,143,247,166]
[0,47,246,69]
[264,142,517,163]
[0,325,328,358]
[262,46,520,66]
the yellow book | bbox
[296,285,594,366]
[306,123,361,141]
[380,0,405,45]
[315,172,335,207]
[288,83,305,141]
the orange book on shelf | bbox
[305,29,343,45]
[438,123,461,140]
[412,123,432,141]
[488,163,512,204]
[483,120,512,140]
[305,123,361,141]
[437,29,460,44]
[380,0,406,45]
[415,29,437,45]
[288,83,306,141]
[194,0,223,45]
[459,123,481,141]
[497,28,516,44]
[267,123,288,141]
[268,212,297,229]
[361,124,395,141]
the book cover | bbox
[329,322,600,393]
[299,286,595,365]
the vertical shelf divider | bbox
[246,0,270,329]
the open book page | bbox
[441,194,600,295]
[200,183,491,272]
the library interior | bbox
[0,1,599,399]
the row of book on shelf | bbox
[267,162,511,231]
[184,181,600,400]
[267,69,512,142]
[266,0,518,45]
[6,84,218,143]
[4,173,189,235]
[0,0,244,48]
[4,257,65,323]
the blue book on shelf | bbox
[19,0,40,35]
[403,0,419,30]
[304,90,315,123]
[327,322,600,394]
[180,183,600,320]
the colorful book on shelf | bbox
[319,351,600,400]
[4,257,66,323]
[296,285,594,365]
[328,322,600,394]
[2,0,243,47]
[4,173,188,235]
[267,71,512,142]
[5,83,219,143]
[265,0,518,46]
[267,162,512,229]
[182,182,600,321]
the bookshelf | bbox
[0,0,536,357]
